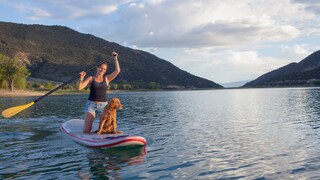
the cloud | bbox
[223,51,290,81]
[225,51,290,75]
[4,0,316,49]
[133,19,299,48]
[292,45,310,56]
[9,0,125,20]
[292,0,320,15]
[281,44,312,60]
[165,48,290,83]
[14,4,52,20]
[92,0,306,49]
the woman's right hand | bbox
[78,71,88,91]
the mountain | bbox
[221,80,250,88]
[0,21,223,89]
[243,50,320,87]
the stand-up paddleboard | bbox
[61,119,146,148]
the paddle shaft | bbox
[34,58,111,103]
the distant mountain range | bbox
[221,80,250,88]
[243,50,320,87]
[0,21,222,89]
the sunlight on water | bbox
[1,88,320,179]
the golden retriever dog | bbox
[97,98,123,134]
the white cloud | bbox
[157,48,290,83]
[225,51,290,76]
[90,0,306,49]
[280,44,313,63]
[66,5,117,19]
[9,0,126,20]
[292,0,320,15]
[134,19,300,48]
[29,8,52,20]
[292,45,310,56]
[98,5,118,14]
[5,0,316,48]
[15,4,51,20]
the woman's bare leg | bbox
[83,112,95,133]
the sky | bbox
[1,0,320,84]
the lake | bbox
[1,88,320,179]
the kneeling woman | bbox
[77,52,120,133]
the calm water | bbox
[1,88,320,179]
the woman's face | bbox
[97,64,107,75]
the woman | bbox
[77,51,120,133]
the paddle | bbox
[1,57,112,118]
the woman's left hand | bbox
[112,52,118,60]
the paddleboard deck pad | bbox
[61,119,146,148]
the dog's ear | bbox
[114,98,122,109]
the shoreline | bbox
[0,89,89,98]
[0,89,131,98]
[1,87,320,98]
[0,89,45,98]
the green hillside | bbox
[0,21,223,89]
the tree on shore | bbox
[0,54,30,91]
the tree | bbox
[0,54,30,91]
[44,82,54,90]
[112,83,118,90]
[122,83,132,90]
[0,56,4,81]
[147,82,161,90]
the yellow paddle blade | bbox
[1,102,35,118]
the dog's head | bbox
[109,98,123,110]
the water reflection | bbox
[78,146,146,179]
[297,89,320,129]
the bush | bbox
[44,82,54,90]
[31,83,41,89]
[15,78,27,89]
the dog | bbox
[97,98,123,134]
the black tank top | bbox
[88,76,107,102]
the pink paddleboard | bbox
[61,119,146,148]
